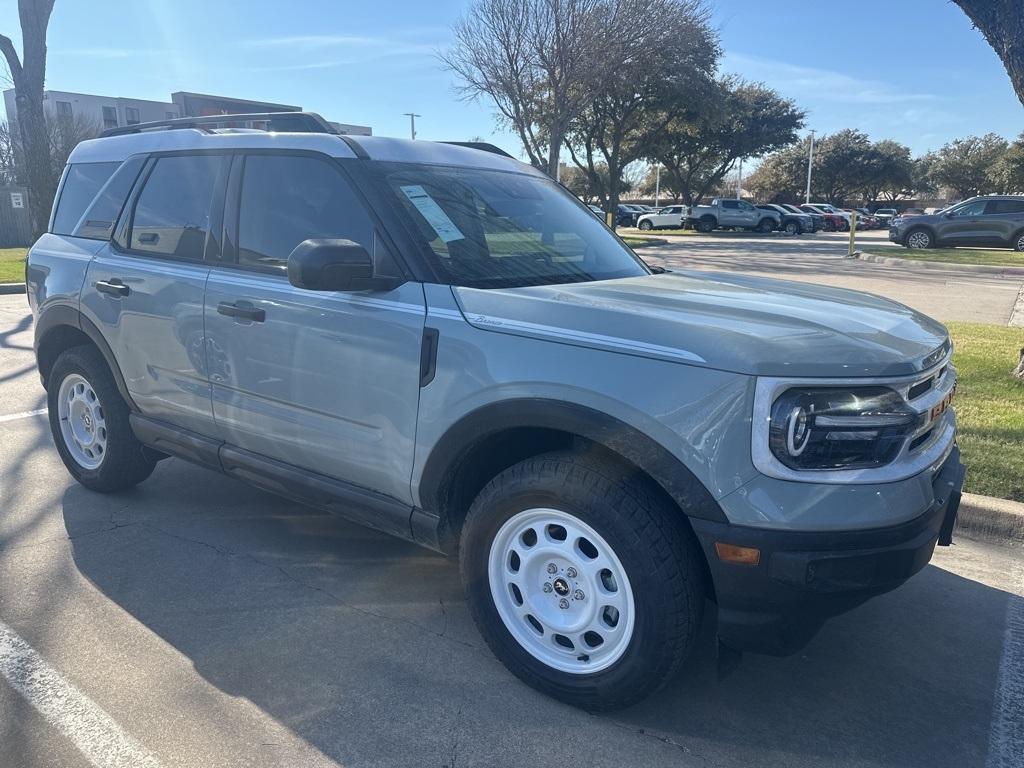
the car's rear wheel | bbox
[460,450,705,711]
[638,220,653,231]
[48,346,157,492]
[756,218,775,233]
[784,220,799,235]
[905,228,933,249]
[695,217,714,233]
[1014,231,1024,252]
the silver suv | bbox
[889,195,1024,250]
[28,113,964,710]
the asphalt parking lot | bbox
[1,238,1023,767]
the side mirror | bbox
[286,239,403,292]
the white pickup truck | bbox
[686,198,779,233]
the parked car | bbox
[902,208,926,217]
[889,195,1024,250]
[853,208,881,229]
[587,204,604,218]
[781,203,824,232]
[799,204,845,232]
[28,112,965,711]
[615,204,644,227]
[687,198,778,233]
[803,203,851,231]
[636,204,686,230]
[757,204,814,235]
[873,208,898,227]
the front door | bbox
[81,153,228,436]
[941,199,995,245]
[203,153,426,504]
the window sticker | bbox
[399,185,465,243]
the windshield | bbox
[376,162,650,289]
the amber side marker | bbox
[714,542,761,565]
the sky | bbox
[1,0,1021,161]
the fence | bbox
[0,185,33,247]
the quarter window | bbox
[236,155,373,272]
[129,155,224,260]
[987,199,1024,214]
[721,199,739,209]
[51,162,121,236]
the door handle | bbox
[217,301,265,323]
[95,278,130,297]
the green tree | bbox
[744,139,809,203]
[644,77,804,205]
[859,140,914,203]
[565,0,717,220]
[928,133,1009,198]
[992,133,1024,193]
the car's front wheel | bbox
[1014,231,1024,252]
[905,228,933,249]
[784,220,799,235]
[48,345,157,492]
[460,451,705,711]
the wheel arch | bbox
[417,398,728,553]
[35,305,137,410]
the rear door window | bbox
[129,155,226,260]
[987,199,1024,215]
[51,162,120,236]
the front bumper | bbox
[690,447,965,655]
[889,226,902,243]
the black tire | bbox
[838,219,850,232]
[823,219,836,232]
[638,220,653,231]
[460,450,705,711]
[695,217,715,233]
[904,227,933,249]
[1013,230,1024,252]
[756,218,775,233]
[47,345,157,492]
[783,220,799,235]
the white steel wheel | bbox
[906,230,932,249]
[57,373,107,470]
[487,507,635,674]
[1015,232,1024,252]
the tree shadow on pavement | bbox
[60,457,1014,768]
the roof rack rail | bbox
[439,141,513,158]
[99,111,337,138]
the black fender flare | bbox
[417,397,727,523]
[34,304,138,411]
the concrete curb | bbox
[855,250,1024,277]
[955,492,1024,546]
[1010,283,1024,328]
[0,283,25,295]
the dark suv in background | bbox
[889,195,1024,250]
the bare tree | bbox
[0,121,16,185]
[565,0,717,219]
[954,1,1024,109]
[443,0,606,177]
[0,0,57,238]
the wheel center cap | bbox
[553,578,570,596]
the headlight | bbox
[768,387,918,470]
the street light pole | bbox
[654,164,661,207]
[736,158,743,200]
[403,112,421,140]
[804,130,816,204]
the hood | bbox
[453,272,949,378]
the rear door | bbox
[203,152,426,504]
[984,198,1024,244]
[81,152,228,435]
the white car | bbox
[636,205,686,230]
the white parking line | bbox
[0,620,162,768]
[0,408,48,423]
[986,564,1024,768]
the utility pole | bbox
[736,158,743,200]
[804,130,816,204]
[654,164,661,207]
[403,112,421,140]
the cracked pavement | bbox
[1,247,1023,768]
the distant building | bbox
[2,88,371,135]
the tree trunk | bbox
[1,0,57,239]
[954,1,1024,109]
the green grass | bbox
[875,245,1024,267]
[619,227,698,236]
[946,322,1024,501]
[0,247,27,283]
